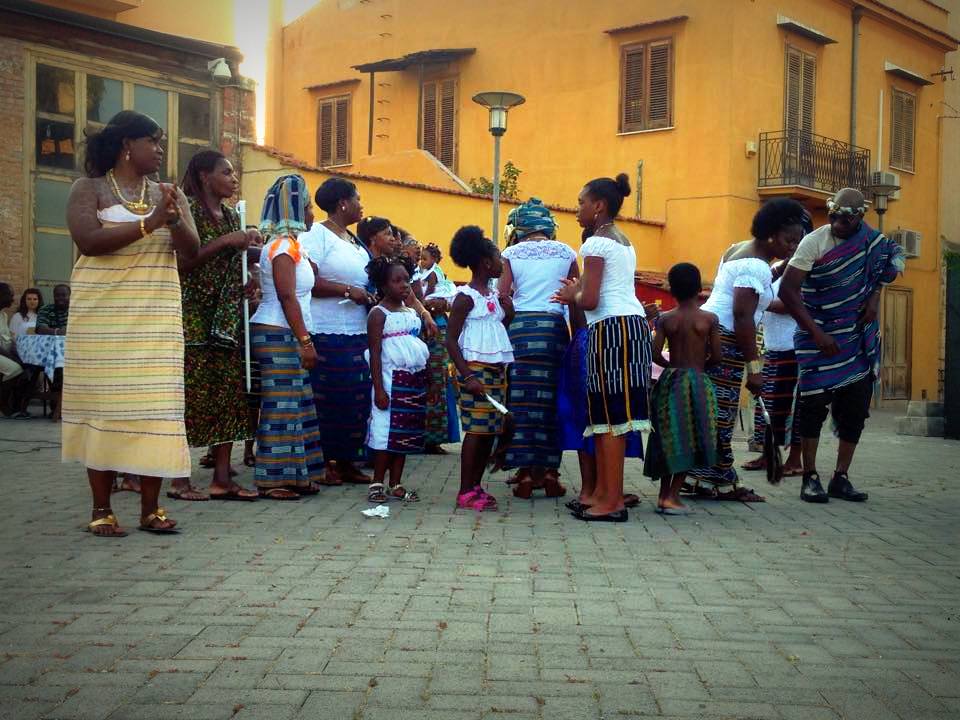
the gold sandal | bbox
[87,512,127,537]
[138,507,179,534]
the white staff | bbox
[237,199,252,393]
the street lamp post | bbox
[866,178,901,234]
[472,91,525,244]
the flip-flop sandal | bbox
[655,506,694,516]
[87,513,128,538]
[575,509,628,522]
[138,508,179,534]
[781,467,804,477]
[741,458,766,471]
[258,489,301,501]
[166,487,210,501]
[209,487,258,502]
[622,494,640,508]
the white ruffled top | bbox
[365,305,429,373]
[700,256,773,331]
[456,285,514,364]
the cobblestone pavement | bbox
[1,409,958,720]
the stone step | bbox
[896,415,945,437]
[906,401,944,417]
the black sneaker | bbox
[800,471,829,503]
[827,472,868,502]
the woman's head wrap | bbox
[259,174,309,239]
[505,197,557,243]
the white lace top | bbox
[250,237,316,332]
[580,236,646,325]
[365,305,429,373]
[762,277,797,352]
[455,285,514,364]
[700,256,773,331]
[298,223,371,336]
[502,239,577,314]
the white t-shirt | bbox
[700,256,773,331]
[580,236,645,325]
[299,223,371,336]
[250,237,316,332]
[762,277,797,352]
[8,311,36,337]
[788,224,841,272]
[502,239,577,314]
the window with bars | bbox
[784,46,816,137]
[317,95,351,166]
[421,78,458,170]
[619,39,673,133]
[890,88,916,172]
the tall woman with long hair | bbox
[64,110,200,537]
[167,150,260,501]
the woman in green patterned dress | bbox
[168,150,260,501]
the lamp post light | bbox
[472,91,525,244]
[866,178,901,233]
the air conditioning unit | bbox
[890,228,920,258]
[870,171,901,200]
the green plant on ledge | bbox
[468,160,522,200]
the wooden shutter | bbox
[784,46,815,135]
[438,78,457,170]
[621,44,645,132]
[891,88,916,172]
[422,81,437,157]
[647,40,672,129]
[317,96,351,167]
[335,97,350,164]
[318,100,333,166]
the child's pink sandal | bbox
[457,487,498,511]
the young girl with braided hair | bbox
[364,254,429,503]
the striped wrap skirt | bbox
[454,361,508,435]
[252,326,324,488]
[752,349,801,448]
[585,314,652,437]
[504,311,570,469]
[310,333,372,462]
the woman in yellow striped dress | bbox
[64,111,200,537]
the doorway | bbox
[881,287,913,401]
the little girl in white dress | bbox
[365,256,430,503]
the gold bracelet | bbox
[745,359,763,375]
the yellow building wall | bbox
[240,145,664,285]
[271,0,955,400]
[32,0,236,45]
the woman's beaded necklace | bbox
[107,169,152,214]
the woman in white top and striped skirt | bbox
[552,174,651,523]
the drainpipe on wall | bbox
[850,6,863,150]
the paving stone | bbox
[0,412,956,720]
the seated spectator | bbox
[0,282,27,416]
[36,284,70,335]
[10,288,42,336]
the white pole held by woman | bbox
[237,199,252,393]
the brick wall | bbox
[0,37,26,293]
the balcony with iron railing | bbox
[757,129,871,199]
